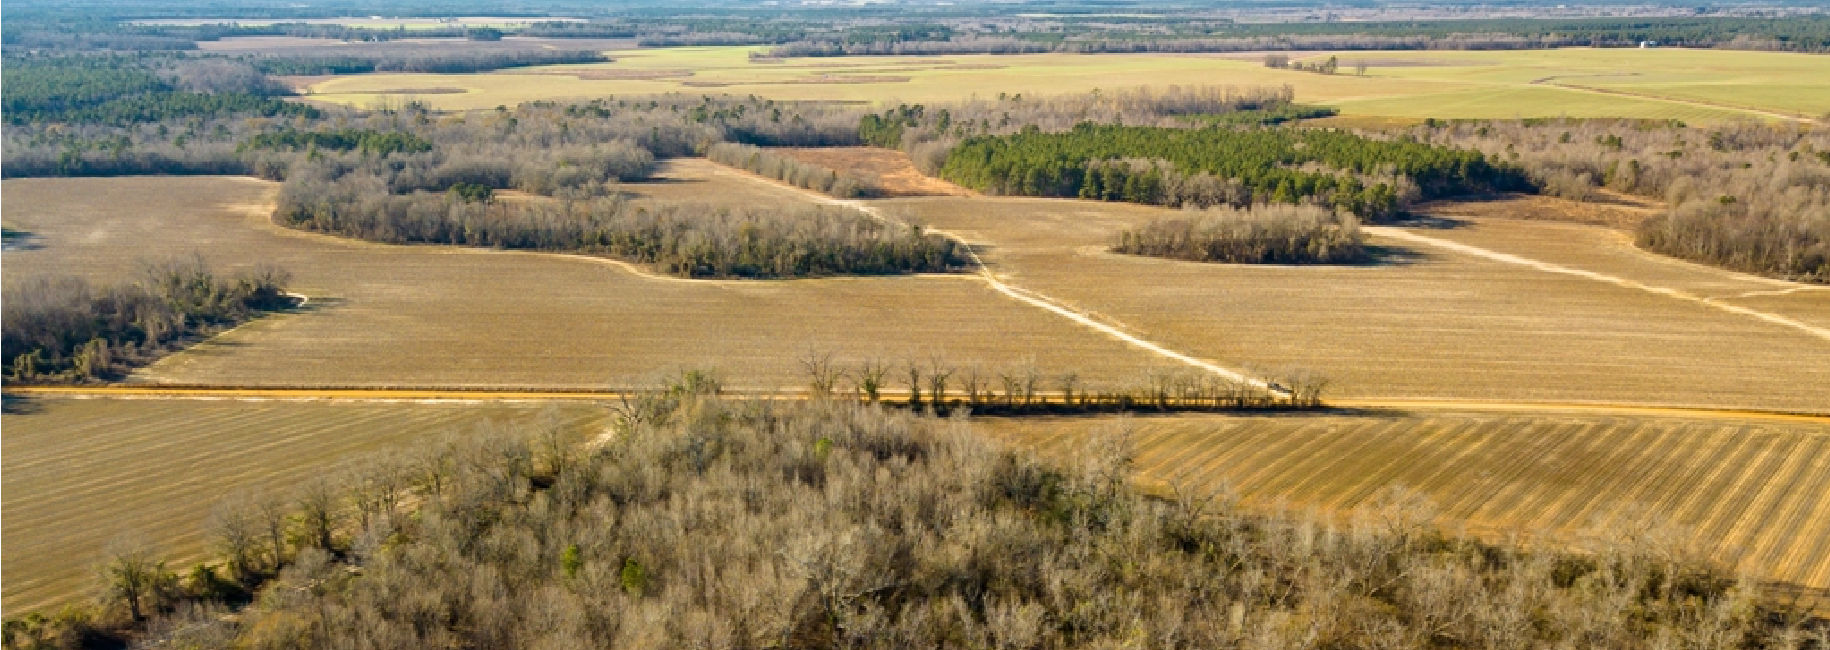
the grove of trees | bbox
[938,122,1526,219]
[2,258,292,382]
[1414,119,1830,282]
[1114,204,1368,265]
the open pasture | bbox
[296,46,1823,122]
[0,166,1158,390]
[883,192,1830,412]
[0,396,608,615]
[979,409,1830,595]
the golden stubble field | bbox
[0,165,1159,390]
[978,410,1830,596]
[294,46,1827,123]
[0,397,609,615]
[880,192,1830,412]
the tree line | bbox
[11,387,1824,648]
[938,122,1527,219]
[1411,119,1829,282]
[2,55,311,125]
[794,351,1328,413]
[273,180,966,279]
[764,15,1830,56]
[2,258,292,382]
[1114,204,1368,265]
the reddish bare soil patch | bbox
[772,147,973,197]
[1416,191,1660,229]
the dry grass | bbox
[296,47,1817,123]
[1415,191,1660,230]
[0,396,609,614]
[770,147,974,197]
[883,194,1830,412]
[0,166,1158,390]
[977,410,1830,601]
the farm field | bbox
[0,396,609,615]
[137,16,585,29]
[978,410,1830,596]
[0,166,1159,390]
[880,191,1830,412]
[295,46,1824,122]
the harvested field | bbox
[770,147,973,197]
[978,410,1830,598]
[296,47,1818,123]
[0,167,1159,390]
[882,194,1830,412]
[0,396,609,614]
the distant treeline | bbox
[2,259,291,382]
[939,123,1526,218]
[707,142,882,199]
[766,15,1830,56]
[2,55,313,125]
[273,183,966,279]
[1114,204,1368,265]
[248,49,608,76]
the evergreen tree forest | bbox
[938,123,1529,219]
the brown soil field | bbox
[880,194,1830,412]
[0,397,609,614]
[772,147,974,197]
[1415,191,1659,229]
[0,166,1158,390]
[979,410,1830,598]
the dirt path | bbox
[1365,226,1830,342]
[695,161,1272,389]
[1529,75,1822,124]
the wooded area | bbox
[2,259,292,382]
[13,390,1818,649]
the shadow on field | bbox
[1357,244,1428,267]
[2,226,42,251]
[1385,215,1469,230]
[3,393,43,415]
[290,296,345,314]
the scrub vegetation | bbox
[9,392,1824,649]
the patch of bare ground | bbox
[364,87,469,95]
[771,147,974,197]
[535,69,694,80]
[883,195,1830,412]
[0,397,609,615]
[979,410,1830,601]
[1,171,1159,390]
[1416,191,1660,229]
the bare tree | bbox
[294,475,342,552]
[853,358,888,403]
[206,491,264,584]
[97,533,173,621]
[800,348,843,399]
[924,355,953,410]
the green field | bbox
[298,46,1828,122]
[0,397,609,615]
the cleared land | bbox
[0,166,1159,390]
[0,396,608,614]
[298,47,1824,122]
[980,410,1830,598]
[880,190,1830,412]
[773,147,973,197]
